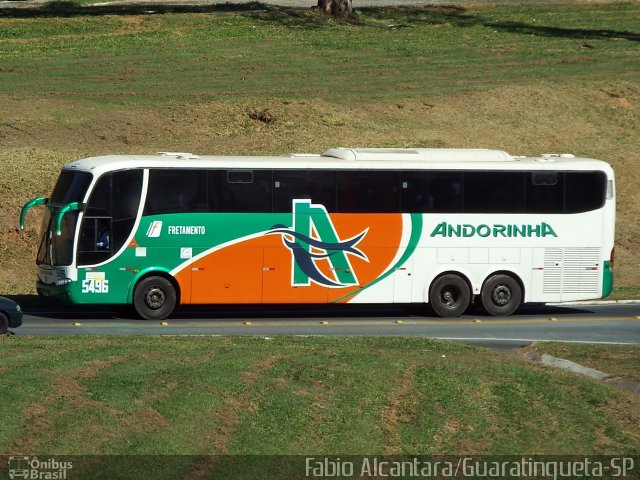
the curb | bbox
[547,299,640,306]
[521,346,640,396]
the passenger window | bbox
[209,170,272,212]
[564,171,607,213]
[144,170,208,215]
[401,171,462,213]
[526,172,564,213]
[273,170,336,212]
[227,170,253,184]
[463,171,525,213]
[338,171,399,213]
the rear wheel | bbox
[133,276,177,320]
[0,312,8,334]
[429,274,471,317]
[481,274,522,316]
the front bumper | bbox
[36,280,71,303]
[9,309,23,328]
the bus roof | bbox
[63,148,613,176]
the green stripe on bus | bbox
[602,260,613,298]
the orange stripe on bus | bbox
[175,214,404,304]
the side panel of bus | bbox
[160,211,416,305]
[64,166,614,307]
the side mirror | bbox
[54,202,85,236]
[19,196,49,230]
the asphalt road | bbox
[8,300,640,347]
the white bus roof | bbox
[63,148,613,177]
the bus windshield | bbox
[49,170,93,205]
[36,210,79,266]
[36,171,92,266]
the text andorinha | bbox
[430,222,557,238]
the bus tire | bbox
[0,313,8,334]
[429,274,471,318]
[133,276,176,320]
[481,274,522,317]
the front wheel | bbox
[133,276,177,320]
[0,313,8,334]
[429,274,471,317]
[481,274,522,317]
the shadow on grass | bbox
[485,19,640,42]
[0,1,638,41]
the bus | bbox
[20,148,615,320]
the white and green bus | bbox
[20,148,615,320]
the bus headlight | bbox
[55,278,72,286]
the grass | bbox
[1,336,639,469]
[609,286,640,301]
[0,3,639,295]
[535,342,640,384]
[0,4,638,104]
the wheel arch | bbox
[127,268,181,305]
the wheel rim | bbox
[491,284,512,306]
[145,286,166,310]
[440,285,461,309]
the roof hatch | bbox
[157,152,200,159]
[321,147,514,162]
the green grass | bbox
[0,4,638,105]
[536,342,640,384]
[1,336,639,468]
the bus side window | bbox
[111,170,143,253]
[337,171,399,213]
[526,172,564,213]
[273,170,336,212]
[77,169,142,266]
[208,170,272,213]
[144,170,208,215]
[564,171,607,213]
[463,171,525,213]
[401,171,462,213]
[78,174,113,266]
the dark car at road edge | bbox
[0,296,23,333]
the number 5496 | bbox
[82,279,109,293]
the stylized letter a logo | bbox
[267,200,368,288]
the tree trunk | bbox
[317,0,330,15]
[317,0,352,18]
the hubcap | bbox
[145,287,166,310]
[492,284,512,306]
[441,286,460,308]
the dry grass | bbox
[1,81,638,295]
